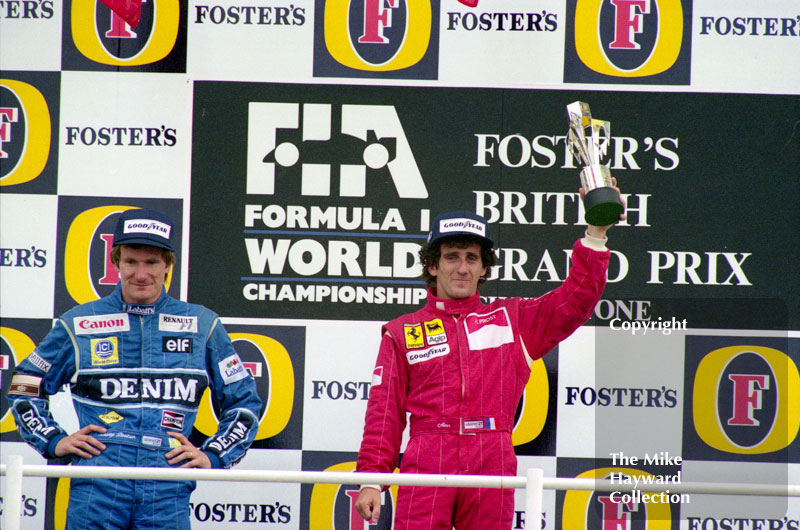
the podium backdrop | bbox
[2,0,799,528]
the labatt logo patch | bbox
[219,354,248,384]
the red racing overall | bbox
[356,238,609,530]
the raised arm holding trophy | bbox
[567,101,625,227]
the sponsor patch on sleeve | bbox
[218,354,249,384]
[372,366,383,387]
[8,374,42,397]
[26,351,52,373]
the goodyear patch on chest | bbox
[407,344,450,365]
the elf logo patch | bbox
[163,337,192,353]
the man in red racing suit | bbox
[355,204,619,529]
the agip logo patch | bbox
[684,336,800,461]
[313,0,440,79]
[564,0,692,84]
[62,0,187,71]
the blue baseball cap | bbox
[427,211,493,248]
[112,209,175,252]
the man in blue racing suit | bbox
[7,208,262,530]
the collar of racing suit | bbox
[424,287,483,315]
[111,283,170,314]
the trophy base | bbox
[584,187,624,226]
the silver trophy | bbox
[566,101,624,226]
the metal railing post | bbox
[525,467,543,529]
[4,454,24,530]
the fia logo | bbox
[312,0,440,79]
[246,102,428,199]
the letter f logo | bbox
[727,374,769,426]
[598,495,637,530]
[609,0,650,49]
[359,0,398,43]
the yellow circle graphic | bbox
[54,475,71,530]
[562,467,671,529]
[324,0,431,71]
[309,461,399,530]
[0,79,50,187]
[512,358,548,446]
[573,0,683,77]
[693,345,800,454]
[194,333,294,440]
[71,0,179,65]
[0,327,36,432]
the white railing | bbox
[2,456,799,529]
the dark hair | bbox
[110,244,176,273]
[419,235,497,288]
